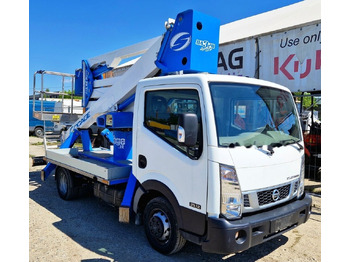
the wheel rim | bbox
[58,172,68,195]
[149,211,170,242]
[36,128,44,137]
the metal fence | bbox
[295,92,321,181]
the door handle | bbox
[138,155,147,169]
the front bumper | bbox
[202,194,312,254]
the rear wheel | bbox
[143,197,186,254]
[56,167,78,200]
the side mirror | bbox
[177,113,198,147]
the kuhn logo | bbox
[170,32,191,51]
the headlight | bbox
[298,155,305,198]
[220,164,242,219]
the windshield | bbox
[209,83,302,148]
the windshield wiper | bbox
[267,145,274,155]
[228,142,240,148]
[256,144,274,155]
[271,142,283,148]
[279,139,304,150]
[295,141,304,150]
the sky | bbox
[29,0,303,94]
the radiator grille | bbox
[257,184,290,206]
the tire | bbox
[56,167,78,200]
[143,197,186,254]
[34,127,44,137]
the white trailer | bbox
[218,0,321,92]
[39,9,311,255]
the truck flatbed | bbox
[45,147,131,185]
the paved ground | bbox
[29,136,321,261]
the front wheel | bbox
[34,127,44,137]
[143,197,186,254]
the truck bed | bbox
[45,147,132,185]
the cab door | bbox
[133,84,208,235]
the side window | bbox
[144,89,202,159]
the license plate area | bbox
[270,213,295,233]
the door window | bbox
[144,89,202,159]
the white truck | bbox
[39,10,311,255]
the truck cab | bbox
[132,73,311,254]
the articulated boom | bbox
[64,36,162,140]
[62,9,219,144]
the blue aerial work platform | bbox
[41,9,220,217]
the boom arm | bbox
[62,9,219,142]
[63,36,162,141]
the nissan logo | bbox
[272,189,280,201]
